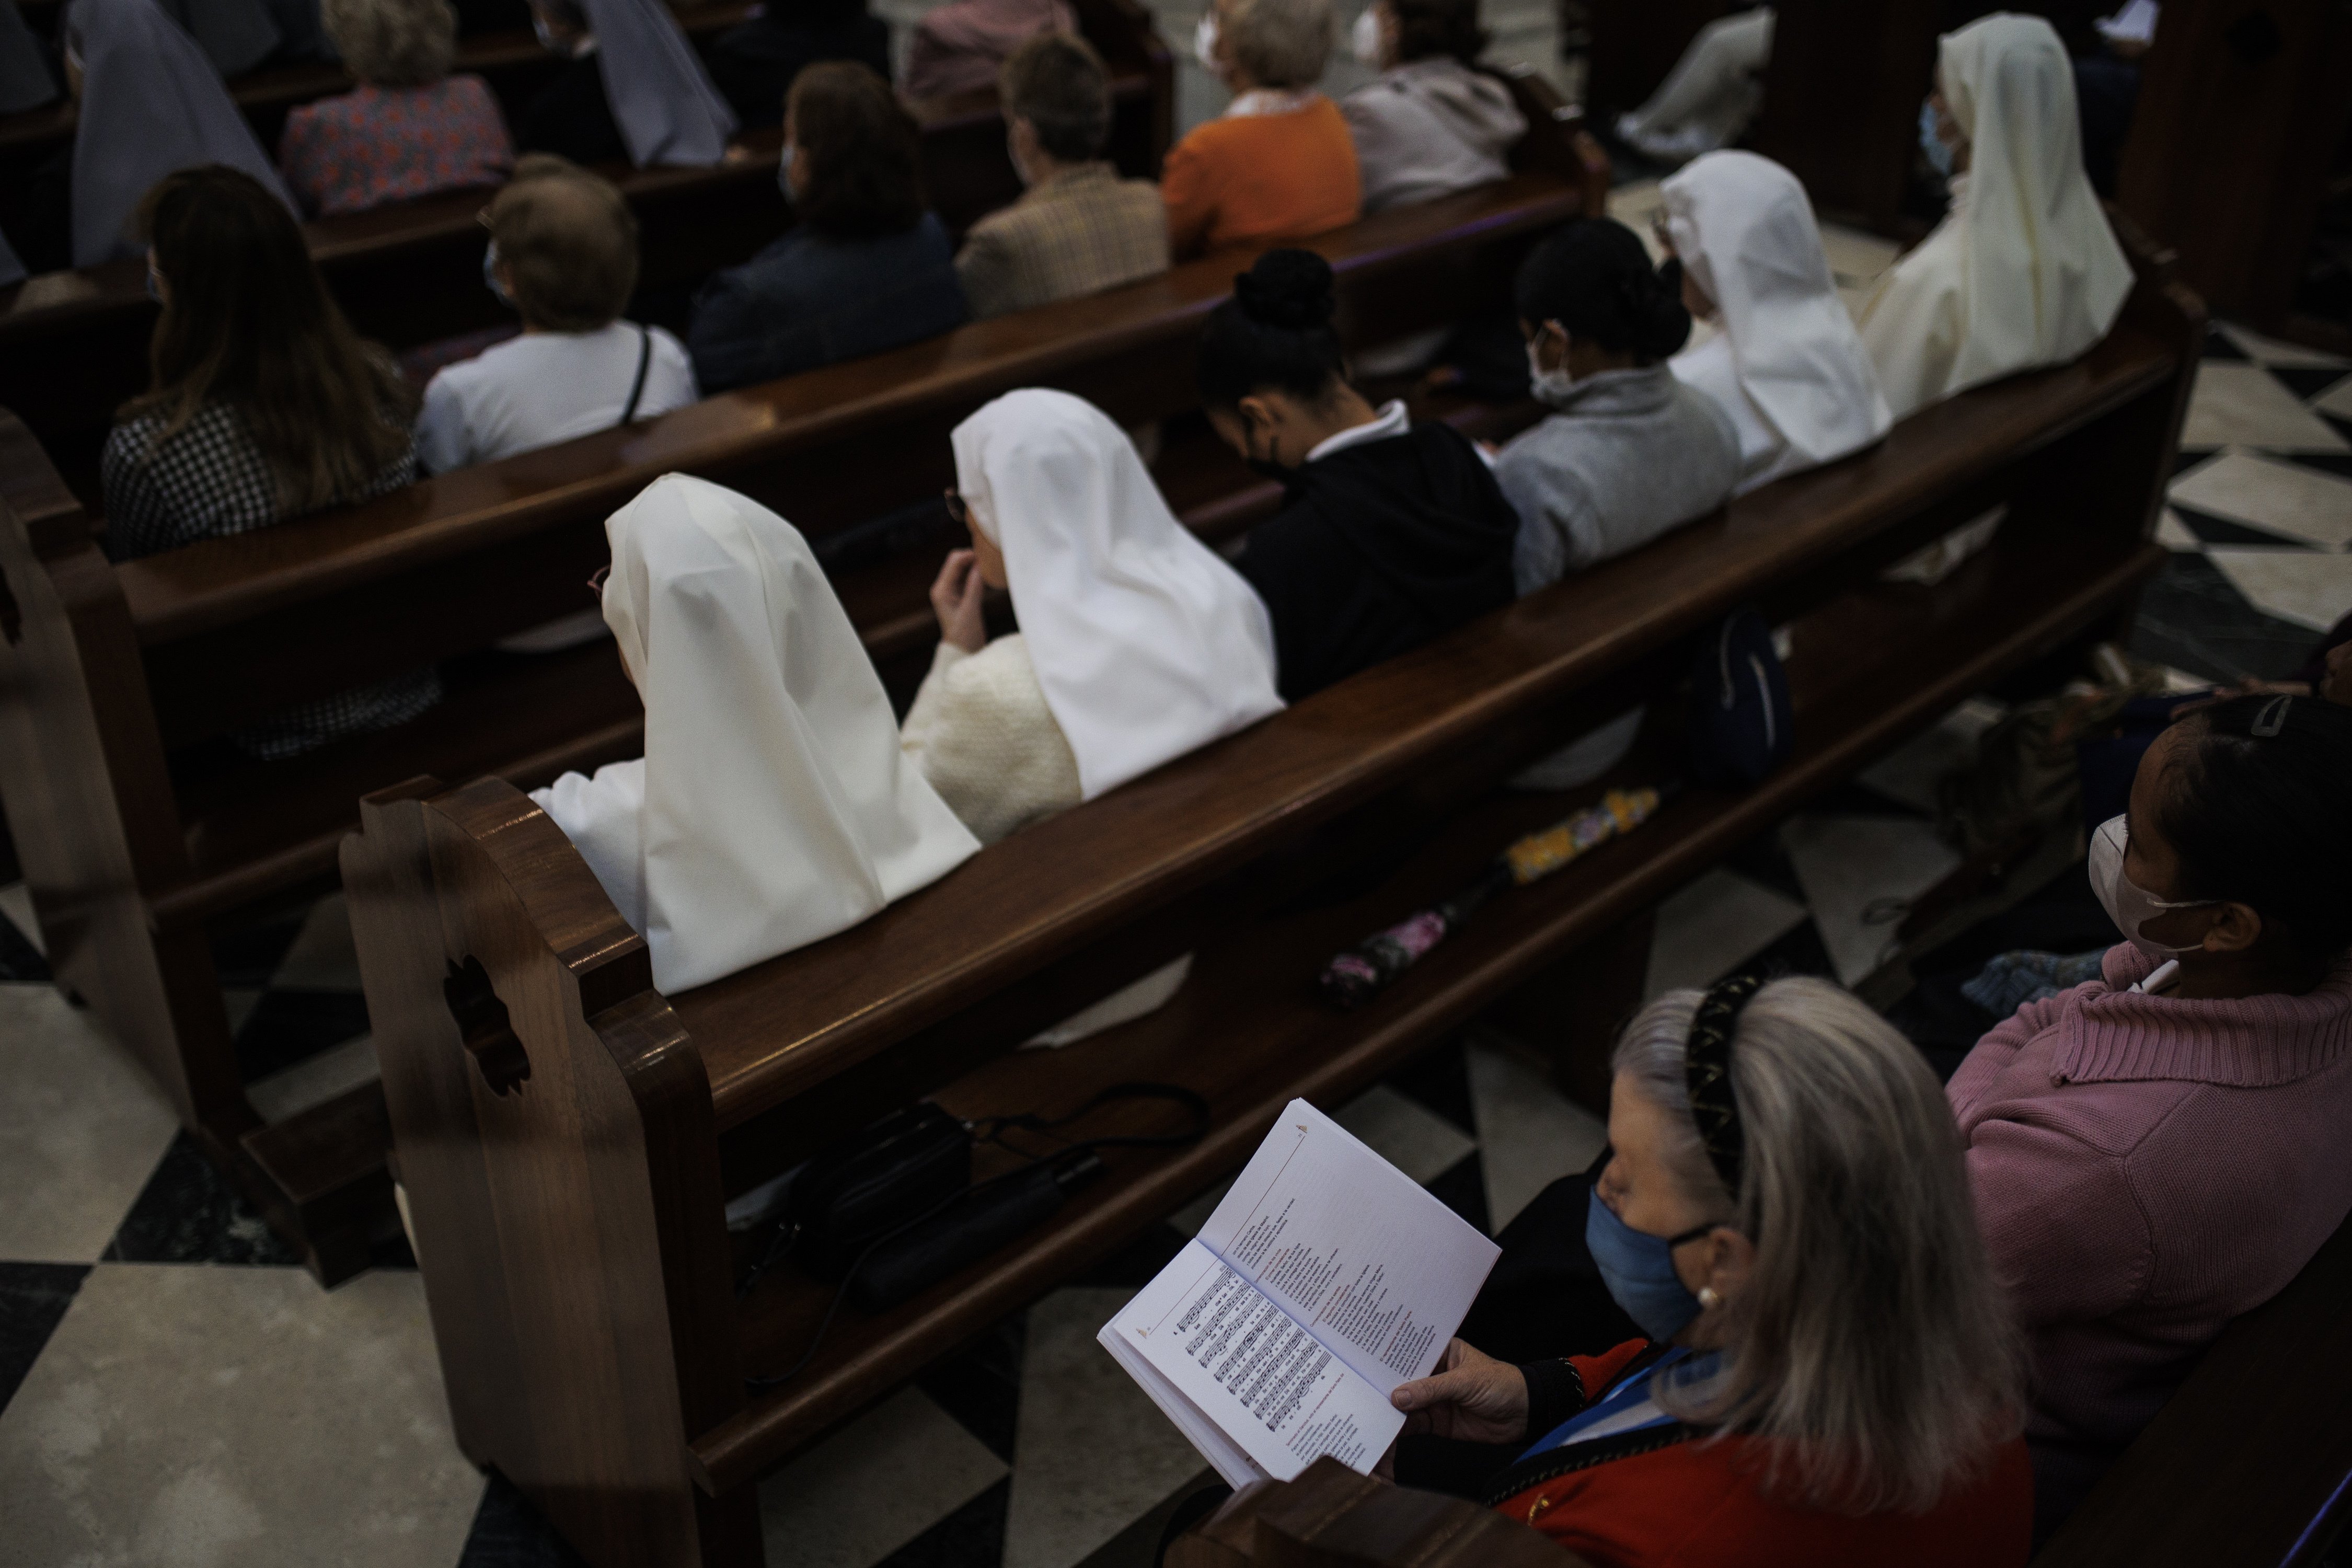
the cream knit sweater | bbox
[901,634,1082,846]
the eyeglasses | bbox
[586,564,610,601]
[942,489,971,528]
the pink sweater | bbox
[1948,943,2352,1490]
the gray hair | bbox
[1225,0,1334,88]
[1613,978,2024,1513]
[322,0,456,86]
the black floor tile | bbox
[919,1314,1025,1465]
[2289,449,2352,482]
[234,988,371,1084]
[2129,552,2323,684]
[0,905,48,983]
[1383,1035,1477,1137]
[101,1132,302,1267]
[457,1472,584,1568]
[209,910,309,989]
[2267,365,2351,400]
[1729,919,1840,987]
[1423,1151,1491,1238]
[2200,327,2249,360]
[1073,1221,1190,1291]
[0,1262,90,1415]
[878,1475,1008,1568]
[1720,824,1806,907]
[2171,502,2314,550]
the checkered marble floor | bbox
[4,247,2347,1568]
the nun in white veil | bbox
[531,474,979,994]
[577,0,736,166]
[66,0,294,267]
[1662,150,1892,494]
[1857,12,2134,420]
[904,387,1284,845]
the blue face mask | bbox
[1585,1186,1711,1342]
[777,144,797,205]
[1919,100,1955,179]
[482,239,513,306]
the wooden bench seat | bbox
[335,234,2198,1565]
[0,116,1602,1281]
[0,0,1173,490]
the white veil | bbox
[533,475,978,993]
[578,0,736,167]
[951,390,1284,800]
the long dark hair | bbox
[790,62,927,239]
[124,166,414,511]
[2160,694,2352,974]
[1196,249,1349,409]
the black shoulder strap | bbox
[617,324,653,427]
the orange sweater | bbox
[1160,95,1362,258]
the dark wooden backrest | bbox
[1749,0,1942,238]
[2032,1204,2352,1568]
[1578,0,1739,125]
[0,0,1175,482]
[1169,1458,1594,1568]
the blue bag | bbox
[1687,608,1793,788]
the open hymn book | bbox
[1098,1100,1502,1488]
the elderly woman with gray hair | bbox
[1388,977,2032,1564]
[278,0,512,215]
[1163,0,1358,257]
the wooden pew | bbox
[1577,0,1740,129]
[0,0,1173,495]
[0,4,757,171]
[1749,0,1942,239]
[0,103,1606,1281]
[2116,0,2352,354]
[1170,1457,1594,1567]
[331,227,2197,1565]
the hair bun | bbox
[1235,249,1337,331]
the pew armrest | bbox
[1169,1458,1597,1568]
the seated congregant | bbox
[1660,150,1891,495]
[1341,0,1525,215]
[953,32,1168,320]
[904,0,1073,100]
[1163,0,1359,258]
[278,0,513,216]
[1611,5,1773,165]
[702,0,891,129]
[1389,978,2032,1565]
[514,0,735,169]
[1199,250,1517,703]
[1857,13,2132,421]
[904,387,1283,844]
[103,165,437,757]
[1497,217,1739,596]
[688,63,966,391]
[1946,694,2352,1540]
[11,0,297,274]
[532,475,980,994]
[416,155,697,472]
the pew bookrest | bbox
[338,230,2198,1565]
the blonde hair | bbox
[1224,0,1334,87]
[322,0,456,87]
[1612,978,2024,1513]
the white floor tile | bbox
[2205,548,2352,633]
[1780,815,1961,988]
[266,892,364,993]
[2155,506,2204,550]
[1854,697,2006,815]
[2219,323,2351,368]
[2170,451,2352,550]
[0,985,180,1263]
[2180,365,2351,453]
[1818,222,1901,295]
[1465,1039,1607,1230]
[246,1035,382,1126]
[1329,1083,1475,1185]
[1642,868,1808,1000]
[1003,1288,1205,1568]
[0,880,45,955]
[2315,374,2352,424]
[0,1265,481,1568]
[758,1387,1007,1568]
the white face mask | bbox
[1193,9,1221,71]
[2088,814,2217,960]
[777,143,798,203]
[1351,6,1386,67]
[1525,327,1578,405]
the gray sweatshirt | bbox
[1497,363,1743,595]
[1343,59,1528,215]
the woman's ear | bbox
[2201,901,2265,955]
[1698,1226,1755,1307]
[1532,320,1571,373]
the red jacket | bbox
[1488,1341,2033,1568]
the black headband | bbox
[1685,973,1761,1197]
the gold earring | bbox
[1698,1287,1722,1310]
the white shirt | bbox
[1305,398,1410,461]
[415,321,699,474]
